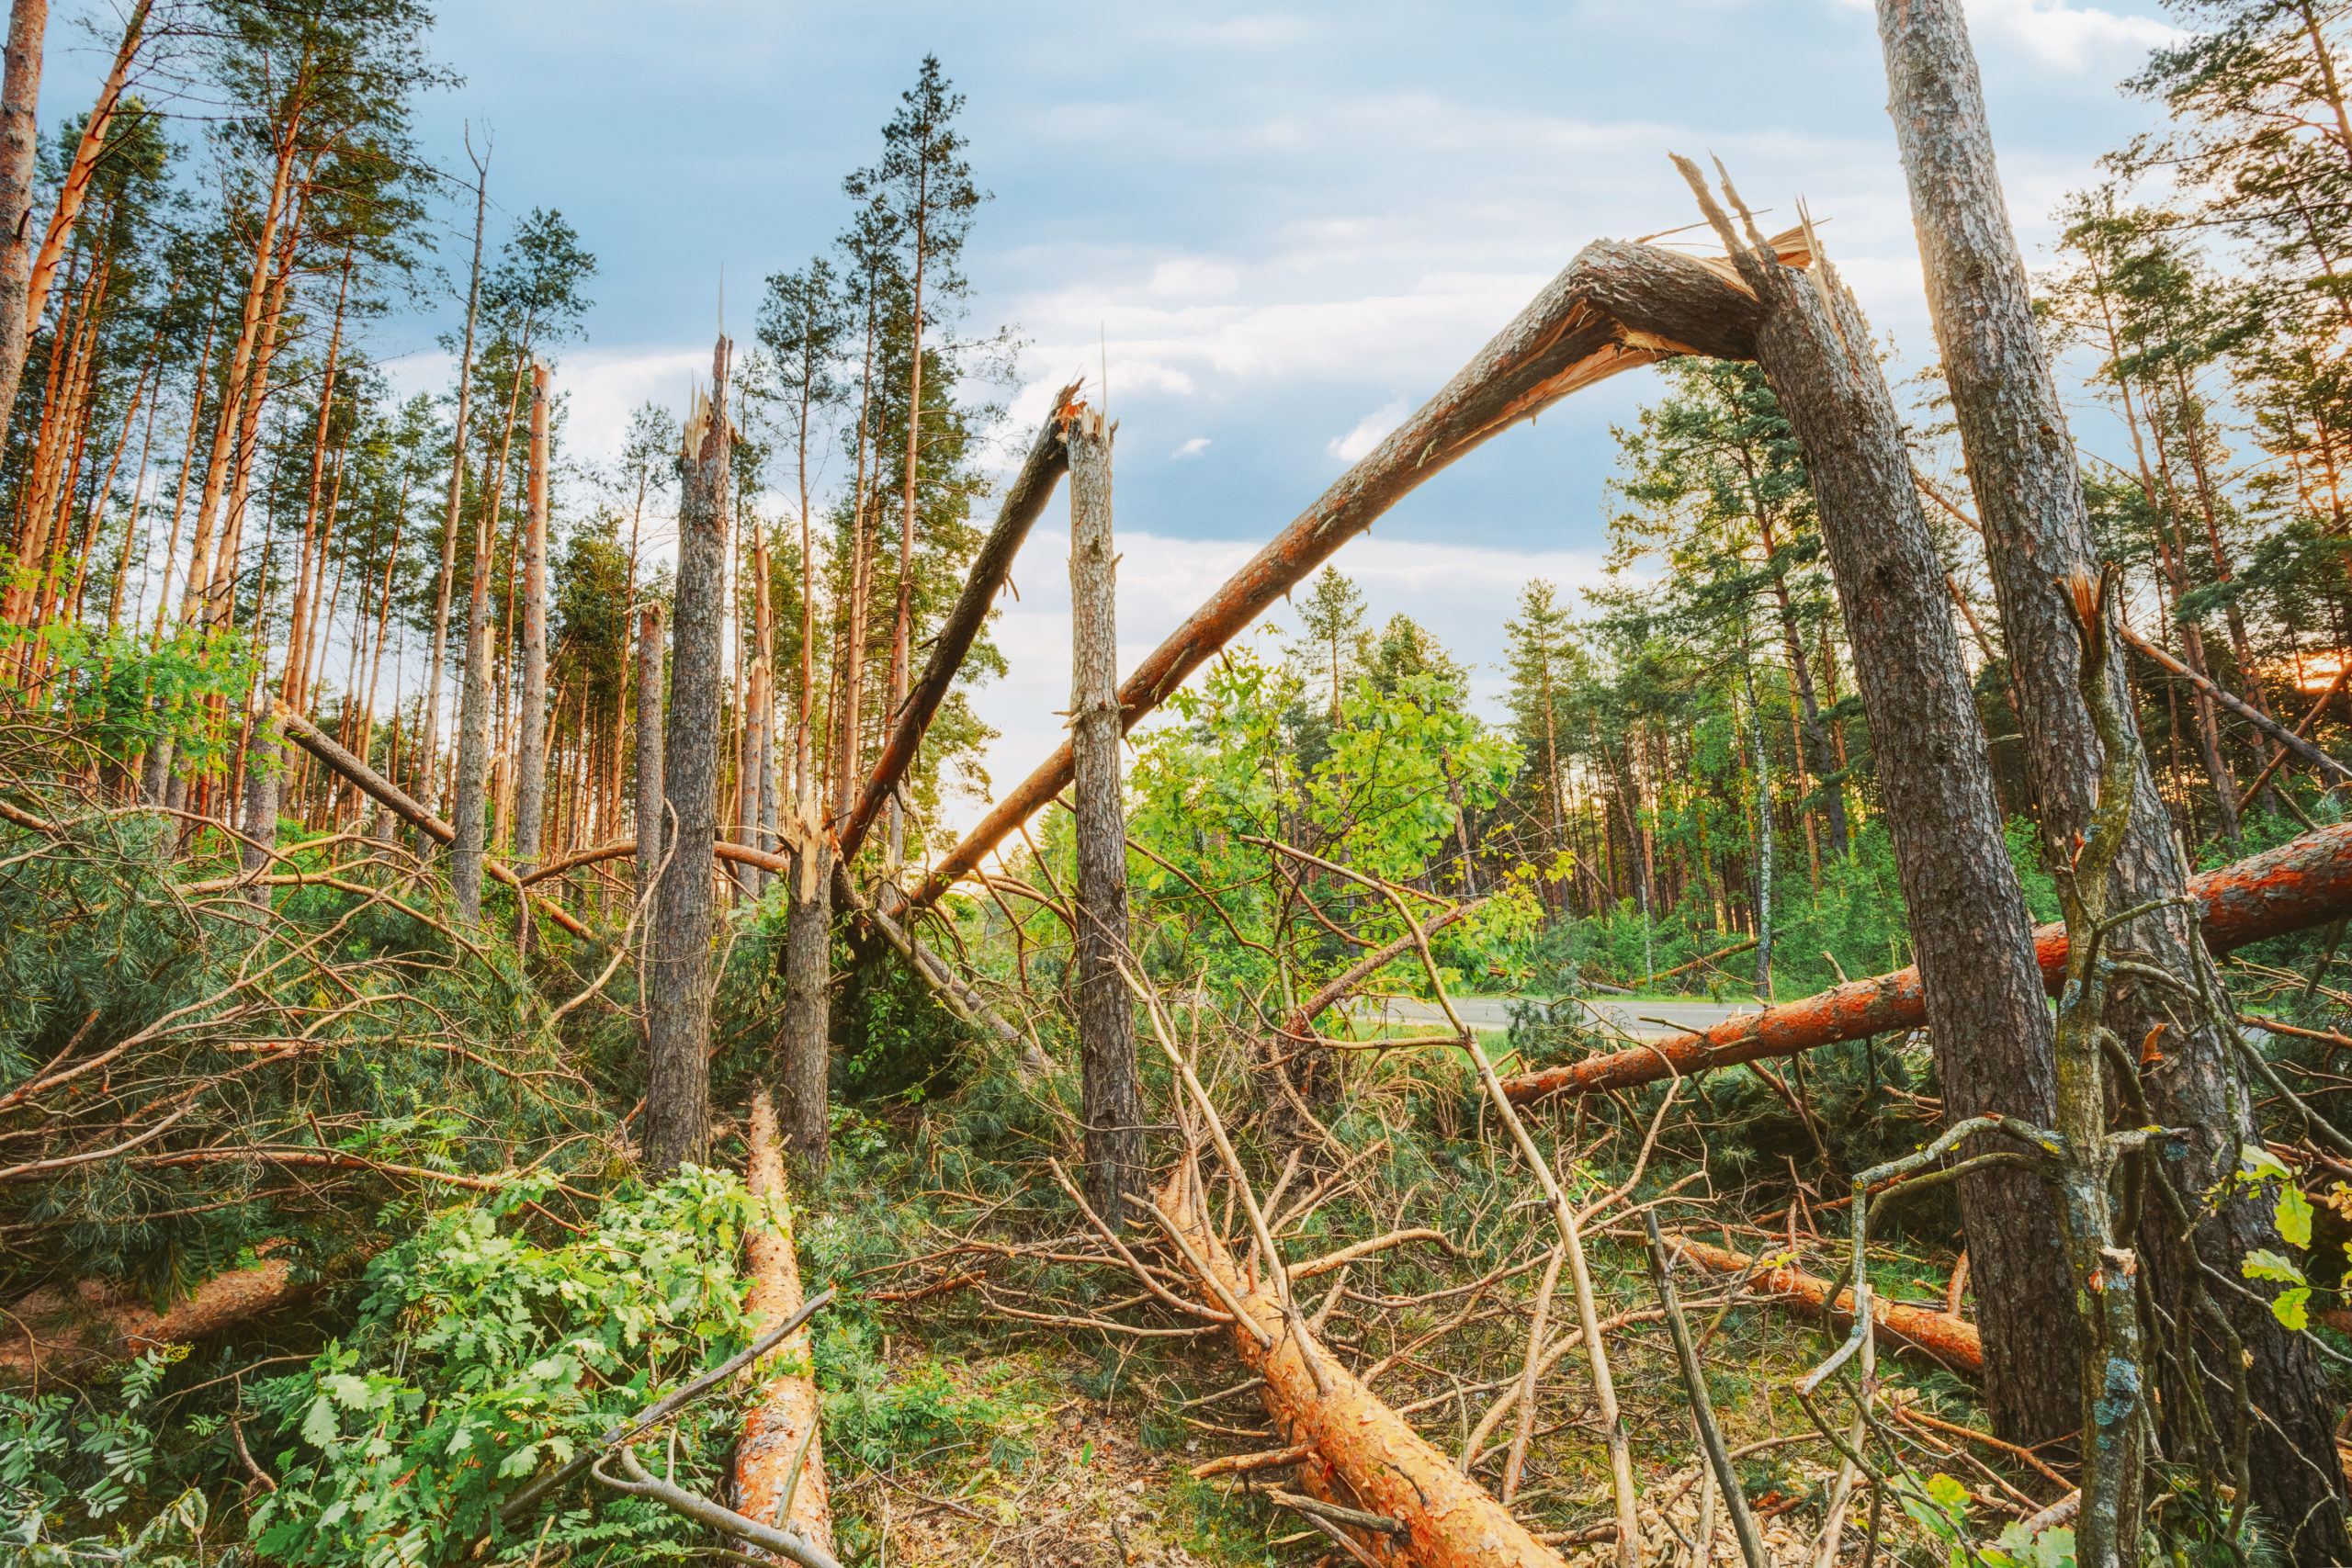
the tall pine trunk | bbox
[781,406,830,1172]
[646,338,731,1175]
[633,601,664,921]
[0,0,42,444]
[1684,165,2089,1469]
[1873,6,2350,1556]
[514,359,549,868]
[1067,403,1141,1225]
[422,156,487,809]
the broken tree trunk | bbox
[1876,5,2350,1543]
[735,1091,832,1554]
[647,340,731,1176]
[1664,1237,1983,1374]
[2120,625,2352,785]
[838,381,1080,869]
[0,1253,313,1383]
[421,158,489,809]
[270,703,590,940]
[1498,820,2352,1102]
[910,235,1809,911]
[514,359,550,869]
[1678,158,2076,1454]
[1068,402,1143,1227]
[1155,1158,1569,1568]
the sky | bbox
[48,0,2188,839]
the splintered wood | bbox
[1154,1156,1569,1568]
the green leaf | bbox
[2241,1145,2293,1183]
[2277,1183,2314,1249]
[1926,1472,1972,1523]
[300,1395,339,1449]
[322,1374,373,1411]
[2272,1286,2312,1331]
[2243,1247,2308,1286]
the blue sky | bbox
[49,0,2186,833]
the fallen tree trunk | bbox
[735,1090,831,1552]
[2120,626,2352,784]
[1664,1235,1983,1374]
[840,382,1080,868]
[910,233,1808,912]
[1,1254,310,1382]
[272,702,591,940]
[1154,1157,1568,1568]
[1499,822,2352,1102]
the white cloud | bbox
[1829,0,2177,70]
[1173,436,1211,457]
[1327,397,1410,462]
[1971,0,2177,68]
[1149,258,1240,297]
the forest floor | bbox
[832,1222,1968,1568]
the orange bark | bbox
[0,1255,307,1382]
[734,1090,831,1553]
[1666,1237,1983,1373]
[1158,1159,1568,1568]
[1501,822,2352,1102]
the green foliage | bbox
[1121,640,1526,1012]
[247,1169,766,1566]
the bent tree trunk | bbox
[1874,4,2350,1554]
[646,340,730,1176]
[1677,162,2081,1453]
[1068,404,1142,1227]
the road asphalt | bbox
[1361,994,1761,1036]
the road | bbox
[1360,994,1761,1036]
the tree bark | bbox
[839,383,1078,868]
[0,0,43,445]
[646,339,730,1176]
[17,0,146,372]
[735,1091,832,1552]
[514,359,549,868]
[1067,403,1142,1227]
[422,155,488,811]
[449,389,500,925]
[1500,820,2352,1102]
[1679,163,2082,1452]
[1875,6,2350,1554]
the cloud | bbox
[1971,0,2177,67]
[1173,436,1211,457]
[1149,258,1240,297]
[1827,0,2177,70]
[1328,397,1409,462]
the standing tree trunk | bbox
[1066,403,1142,1225]
[1740,662,1774,1000]
[449,449,497,924]
[0,0,42,442]
[780,424,831,1173]
[1873,6,2351,1557]
[514,359,549,869]
[646,339,731,1176]
[421,152,488,811]
[633,601,665,917]
[1679,164,2086,1461]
